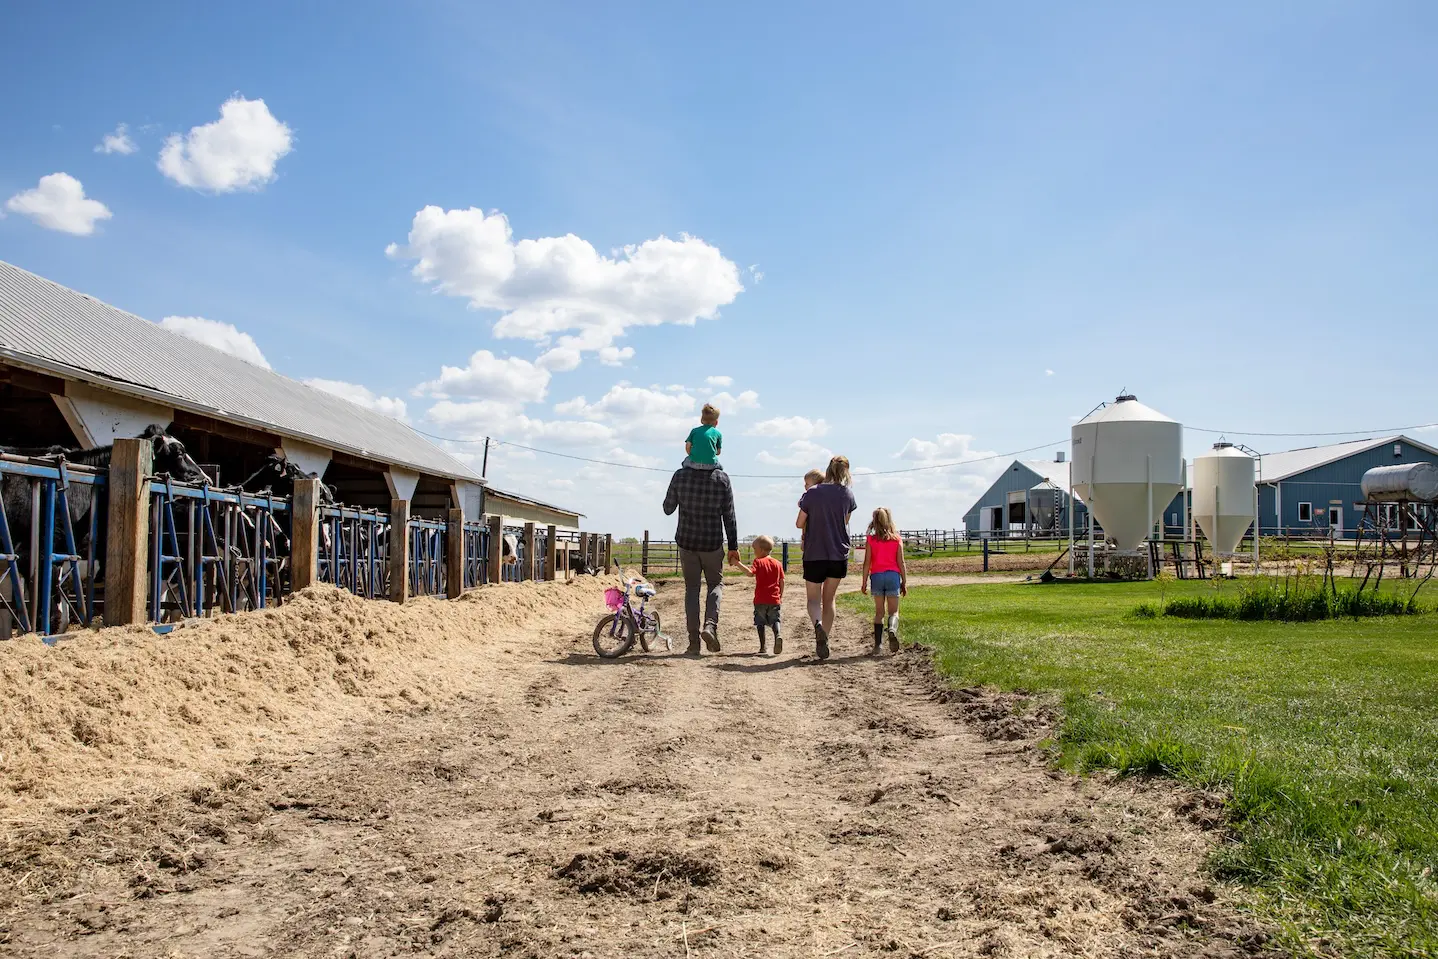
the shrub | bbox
[1159,576,1424,622]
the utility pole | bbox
[481,436,490,478]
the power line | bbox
[1186,422,1438,439]
[409,427,1065,479]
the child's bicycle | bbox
[592,574,668,658]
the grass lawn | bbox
[844,578,1438,958]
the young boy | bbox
[736,535,785,655]
[799,469,823,552]
[684,404,722,468]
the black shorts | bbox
[802,559,848,584]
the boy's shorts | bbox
[869,570,902,597]
[753,603,782,628]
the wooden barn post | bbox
[523,522,536,581]
[578,532,590,571]
[104,437,152,626]
[545,525,558,581]
[487,514,503,583]
[291,478,321,592]
[641,530,649,576]
[446,508,464,598]
[603,533,613,574]
[389,498,410,603]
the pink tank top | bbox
[867,535,901,574]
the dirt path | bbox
[0,579,1273,958]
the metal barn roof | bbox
[486,485,586,519]
[1258,435,1438,483]
[0,260,481,483]
[1020,459,1070,490]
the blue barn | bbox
[1256,434,1438,537]
[962,455,1087,539]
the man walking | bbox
[662,461,740,655]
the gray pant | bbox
[679,547,724,641]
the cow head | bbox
[138,425,210,484]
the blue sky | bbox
[3,2,1436,537]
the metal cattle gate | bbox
[318,506,390,599]
[0,457,108,637]
[501,525,527,582]
[462,520,491,588]
[148,479,290,623]
[408,517,447,597]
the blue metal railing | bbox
[408,517,447,597]
[461,521,490,588]
[318,505,390,599]
[147,479,290,623]
[0,458,108,637]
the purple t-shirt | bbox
[798,483,857,562]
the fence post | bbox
[291,478,321,592]
[446,508,464,598]
[642,529,649,576]
[982,538,989,573]
[782,541,789,571]
[604,533,613,574]
[523,522,536,581]
[389,498,410,603]
[578,532,590,571]
[104,437,152,626]
[488,514,503,584]
[545,524,558,581]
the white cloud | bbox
[158,96,293,193]
[597,345,634,366]
[158,315,270,368]
[746,416,828,440]
[386,206,744,367]
[1045,368,1055,376]
[415,349,550,404]
[95,123,137,155]
[536,346,581,372]
[604,447,661,468]
[4,173,112,235]
[304,378,409,421]
[427,400,615,447]
[895,432,994,462]
[556,384,694,423]
[706,375,733,388]
[707,389,759,413]
[756,438,833,468]
[748,264,764,283]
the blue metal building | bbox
[962,456,1086,538]
[1255,434,1438,537]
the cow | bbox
[239,453,337,505]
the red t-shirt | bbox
[866,535,901,574]
[751,555,784,605]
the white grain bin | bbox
[1361,463,1438,502]
[1192,442,1256,555]
[1071,394,1183,551]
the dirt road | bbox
[0,579,1272,958]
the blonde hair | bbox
[803,468,824,488]
[867,507,898,541]
[824,455,851,487]
[700,403,720,426]
[751,535,774,554]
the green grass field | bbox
[844,578,1438,957]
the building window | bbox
[1298,502,1313,522]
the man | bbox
[662,461,740,655]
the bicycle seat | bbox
[634,583,656,598]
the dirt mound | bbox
[0,579,603,815]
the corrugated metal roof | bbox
[486,485,586,519]
[0,259,481,483]
[1258,435,1438,482]
[1021,459,1070,490]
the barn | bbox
[484,487,583,531]
[962,454,1087,539]
[0,259,579,527]
[1257,434,1438,537]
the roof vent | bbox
[1056,451,1066,463]
[1115,393,1137,403]
[1213,441,1233,450]
[1395,443,1403,457]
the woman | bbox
[859,506,907,654]
[795,455,857,661]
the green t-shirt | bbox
[686,424,722,465]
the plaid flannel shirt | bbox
[662,465,739,553]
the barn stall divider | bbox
[1,441,612,640]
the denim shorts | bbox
[869,570,902,597]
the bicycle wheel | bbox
[592,612,636,658]
[637,609,663,652]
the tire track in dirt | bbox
[0,579,1275,958]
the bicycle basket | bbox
[604,587,626,610]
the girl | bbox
[860,507,907,654]
[795,455,857,661]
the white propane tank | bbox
[1361,463,1438,503]
[1071,394,1183,551]
[1192,442,1256,555]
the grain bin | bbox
[1192,442,1256,555]
[1361,463,1438,502]
[1071,394,1183,551]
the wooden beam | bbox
[389,498,410,604]
[604,533,613,574]
[171,409,281,449]
[329,448,390,474]
[446,508,464,599]
[0,361,67,395]
[488,515,504,585]
[104,438,152,625]
[545,525,558,582]
[291,478,321,591]
[523,522,536,581]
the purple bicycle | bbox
[592,576,667,658]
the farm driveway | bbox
[2,579,1273,958]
